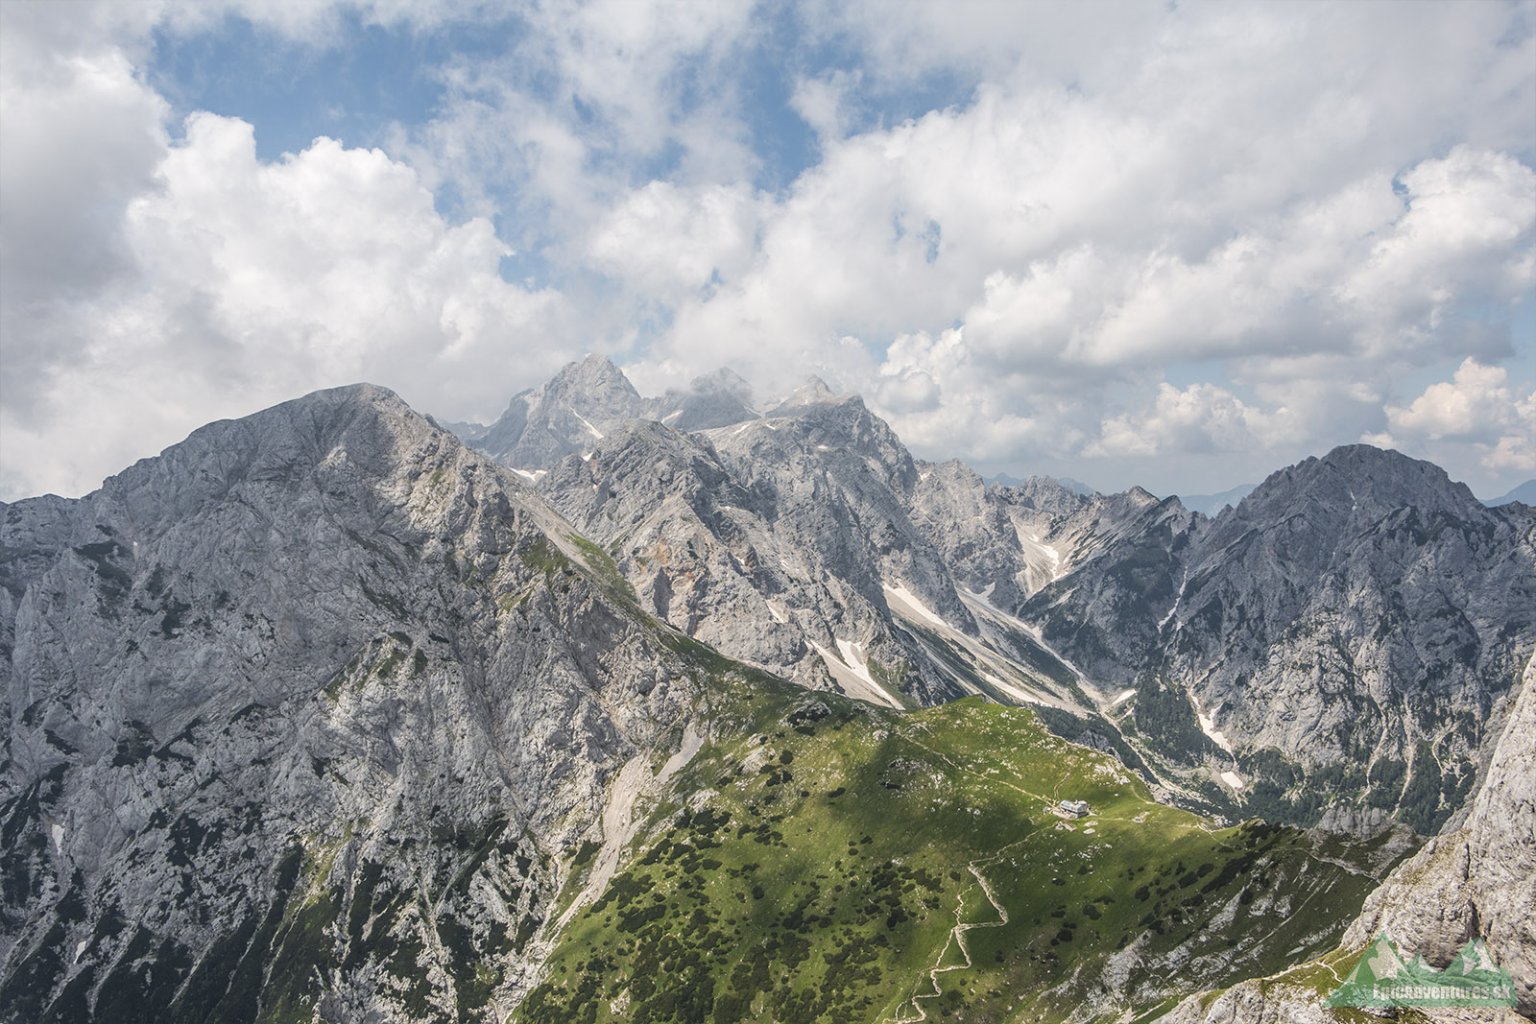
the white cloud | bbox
[0,21,169,418]
[1388,359,1520,442]
[3,0,1535,500]
[1382,359,1536,473]
[1337,148,1536,356]
[585,181,765,305]
[627,5,1535,491]
[790,69,862,142]
[0,110,573,499]
[1087,383,1276,458]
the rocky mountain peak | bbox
[643,368,757,431]
[94,382,450,528]
[546,354,641,401]
[767,375,839,413]
[470,357,646,468]
[1242,443,1480,521]
[688,367,753,399]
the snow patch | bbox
[572,411,605,439]
[74,940,88,963]
[882,583,949,630]
[983,671,1045,705]
[1109,689,1136,707]
[1189,691,1235,755]
[1159,570,1189,630]
[658,721,705,782]
[1220,771,1246,791]
[765,600,790,624]
[50,823,63,853]
[510,467,546,483]
[661,409,682,424]
[811,639,903,710]
[1015,527,1065,581]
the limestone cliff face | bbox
[0,385,718,1022]
[1013,446,1536,832]
[508,360,1534,835]
[537,392,989,707]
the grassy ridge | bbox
[516,692,1405,1024]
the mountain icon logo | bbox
[1326,933,1517,1008]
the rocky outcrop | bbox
[1343,651,1536,1012]
[1160,651,1534,1023]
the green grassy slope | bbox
[515,687,1410,1024]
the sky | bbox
[1,0,1534,502]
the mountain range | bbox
[1,358,1531,1022]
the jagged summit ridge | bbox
[460,356,761,469]
[1230,442,1483,521]
[449,359,1534,837]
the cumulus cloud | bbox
[1389,360,1521,442]
[1381,359,1536,473]
[0,13,169,418]
[585,181,765,305]
[2,0,1534,499]
[1088,384,1277,458]
[0,107,572,499]
[624,4,1535,490]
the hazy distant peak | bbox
[1486,479,1536,507]
[768,375,840,413]
[1175,483,1256,516]
[688,367,753,400]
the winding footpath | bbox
[884,723,1238,1022]
[888,836,1036,1024]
